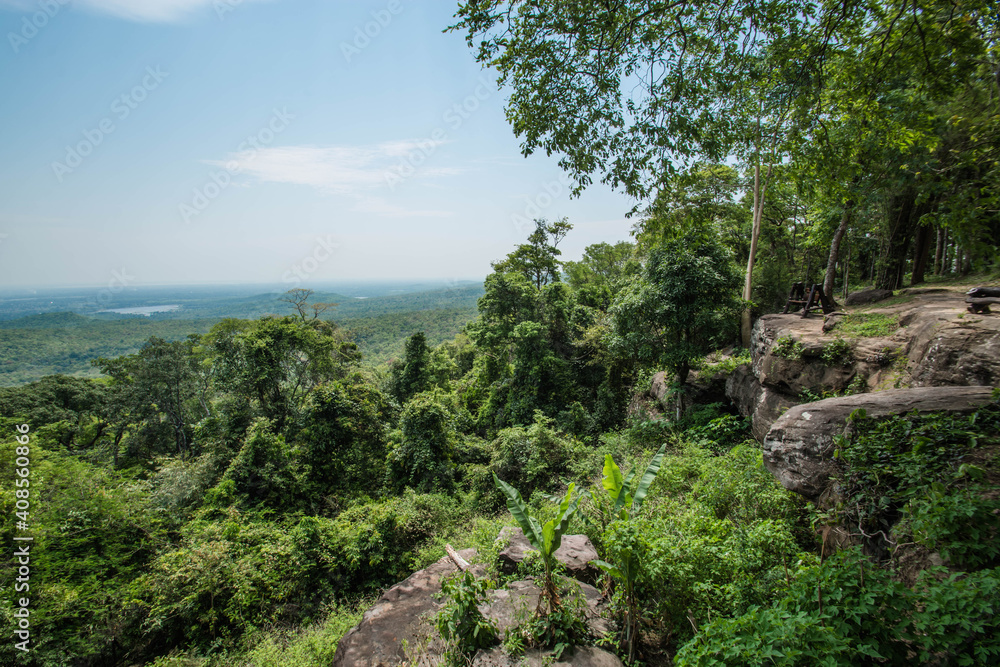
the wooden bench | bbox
[966,287,1000,314]
[783,282,835,317]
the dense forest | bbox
[0,285,483,386]
[2,0,1000,665]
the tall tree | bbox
[609,233,743,418]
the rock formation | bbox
[727,288,1000,442]
[497,526,600,583]
[762,386,997,503]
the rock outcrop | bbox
[762,386,997,502]
[474,646,623,666]
[332,548,484,666]
[478,578,612,642]
[845,288,893,305]
[727,288,1000,442]
[498,527,600,583]
[334,545,616,666]
[724,364,799,442]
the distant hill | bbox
[0,283,484,386]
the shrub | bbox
[772,336,805,359]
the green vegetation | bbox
[0,287,482,387]
[773,336,805,360]
[834,313,899,338]
[820,338,854,366]
[435,571,499,665]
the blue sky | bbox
[0,0,637,289]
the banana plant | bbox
[588,443,666,663]
[493,473,581,614]
[594,442,667,523]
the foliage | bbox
[388,391,457,493]
[475,411,587,511]
[833,401,1000,561]
[833,313,898,338]
[295,376,393,501]
[820,338,853,366]
[609,233,743,386]
[388,331,434,404]
[435,571,499,664]
[675,548,1000,667]
[493,475,582,614]
[772,336,805,360]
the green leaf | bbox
[602,454,625,506]
[590,559,623,580]
[493,473,542,549]
[632,443,667,510]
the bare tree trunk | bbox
[910,224,933,285]
[741,164,771,347]
[933,225,945,275]
[823,200,853,302]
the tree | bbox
[389,332,433,404]
[387,391,456,493]
[491,218,571,289]
[95,336,206,461]
[295,376,393,500]
[207,315,359,430]
[563,241,637,309]
[609,233,742,417]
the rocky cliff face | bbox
[726,288,1000,441]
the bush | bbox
[675,548,1000,667]
[387,391,457,493]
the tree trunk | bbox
[910,223,933,285]
[933,225,945,275]
[741,164,771,347]
[823,200,853,302]
[875,189,929,290]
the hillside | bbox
[0,284,483,386]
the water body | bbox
[100,304,181,316]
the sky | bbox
[0,0,638,289]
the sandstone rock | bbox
[903,311,1000,387]
[473,646,623,666]
[845,288,893,305]
[498,527,600,583]
[725,364,800,442]
[479,578,612,640]
[822,311,847,333]
[762,386,996,501]
[332,548,483,666]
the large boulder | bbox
[334,547,615,666]
[497,527,600,583]
[902,308,1000,387]
[478,578,612,641]
[332,548,484,666]
[725,364,800,441]
[762,386,996,502]
[845,288,893,305]
[474,646,623,666]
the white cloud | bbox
[207,140,460,196]
[0,0,275,23]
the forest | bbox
[1,0,999,665]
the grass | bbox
[835,313,898,337]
